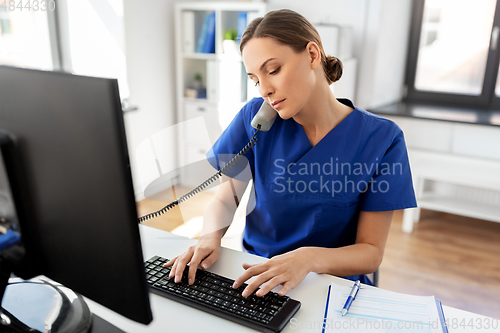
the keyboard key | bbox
[249,295,260,303]
[265,309,277,316]
[258,300,269,307]
[276,299,286,306]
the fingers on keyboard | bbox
[164,256,177,267]
[189,252,208,284]
[146,256,298,329]
[188,264,198,285]
[174,252,193,282]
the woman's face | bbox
[242,37,318,120]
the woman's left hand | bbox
[232,247,314,298]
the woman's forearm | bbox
[307,211,393,277]
[200,177,249,241]
[200,195,238,240]
[306,243,383,277]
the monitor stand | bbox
[0,275,93,333]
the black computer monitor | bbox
[0,65,153,328]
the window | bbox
[62,0,129,99]
[406,0,500,109]
[0,4,54,70]
[0,0,130,100]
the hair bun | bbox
[325,56,343,84]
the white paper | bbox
[323,282,445,333]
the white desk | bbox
[86,225,499,333]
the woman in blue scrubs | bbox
[166,9,417,297]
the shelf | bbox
[418,193,500,223]
[183,52,217,60]
[175,2,266,187]
[218,53,242,62]
[175,2,266,12]
[182,52,243,62]
[184,97,210,103]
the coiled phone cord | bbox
[137,126,261,224]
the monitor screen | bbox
[0,65,152,324]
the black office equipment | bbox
[0,66,152,331]
[145,255,301,333]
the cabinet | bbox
[383,116,500,232]
[174,2,266,187]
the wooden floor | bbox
[381,210,500,320]
[137,186,213,233]
[137,191,500,319]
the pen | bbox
[342,280,360,316]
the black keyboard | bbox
[145,255,301,333]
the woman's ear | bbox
[306,42,321,70]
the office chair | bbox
[368,268,379,287]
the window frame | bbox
[46,4,63,71]
[405,0,500,109]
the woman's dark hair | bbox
[240,9,342,85]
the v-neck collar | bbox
[296,106,357,150]
[279,107,358,175]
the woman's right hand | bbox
[163,236,221,285]
[163,176,249,286]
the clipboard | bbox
[322,282,449,333]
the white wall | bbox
[357,0,412,109]
[266,0,368,61]
[122,0,178,199]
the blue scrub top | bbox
[207,97,417,285]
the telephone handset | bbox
[138,101,277,223]
[250,101,277,131]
